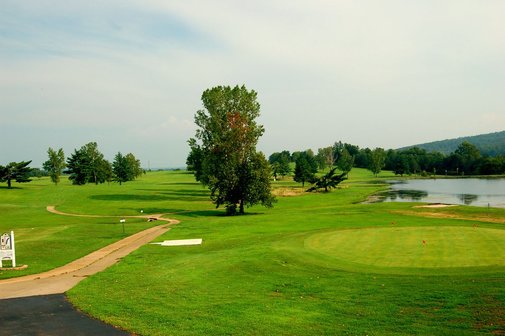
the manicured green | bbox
[304,226,505,269]
[3,169,505,334]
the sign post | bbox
[0,231,16,268]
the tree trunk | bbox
[239,199,244,214]
[7,178,11,189]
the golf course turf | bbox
[2,169,505,335]
[302,226,505,272]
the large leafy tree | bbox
[66,148,88,185]
[316,146,334,170]
[99,159,114,184]
[125,153,143,179]
[43,147,66,185]
[112,152,129,185]
[83,142,107,184]
[336,148,354,175]
[187,138,205,182]
[294,155,316,187]
[66,142,110,185]
[454,141,481,174]
[368,148,386,177]
[188,85,275,215]
[112,152,143,185]
[269,151,291,180]
[0,161,32,188]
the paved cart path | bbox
[0,294,131,336]
[0,206,180,335]
[0,206,179,299]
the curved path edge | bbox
[0,206,179,299]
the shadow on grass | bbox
[120,207,189,214]
[0,186,22,190]
[178,210,266,218]
[135,189,209,197]
[90,193,208,202]
[159,181,200,185]
[90,194,170,201]
[178,210,225,217]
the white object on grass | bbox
[151,239,203,246]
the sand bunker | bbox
[414,203,458,208]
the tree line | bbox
[269,140,505,181]
[384,142,505,176]
[0,142,143,188]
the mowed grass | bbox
[305,226,505,269]
[0,171,212,279]
[55,169,505,335]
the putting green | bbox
[304,226,505,269]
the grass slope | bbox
[54,169,505,335]
[2,170,505,334]
[0,172,208,279]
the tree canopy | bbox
[0,161,32,188]
[269,151,291,180]
[43,147,66,185]
[66,142,111,185]
[368,148,386,177]
[294,154,316,187]
[112,152,143,185]
[307,167,347,192]
[188,85,275,215]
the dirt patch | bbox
[272,187,305,197]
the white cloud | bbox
[1,0,505,166]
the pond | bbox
[375,178,505,208]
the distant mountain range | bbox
[400,130,505,156]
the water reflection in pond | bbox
[373,178,505,208]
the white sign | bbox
[0,231,16,268]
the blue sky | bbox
[1,1,505,168]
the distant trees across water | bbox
[385,141,505,176]
[269,140,505,179]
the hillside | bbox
[400,130,505,156]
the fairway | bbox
[305,226,505,269]
[4,170,505,335]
